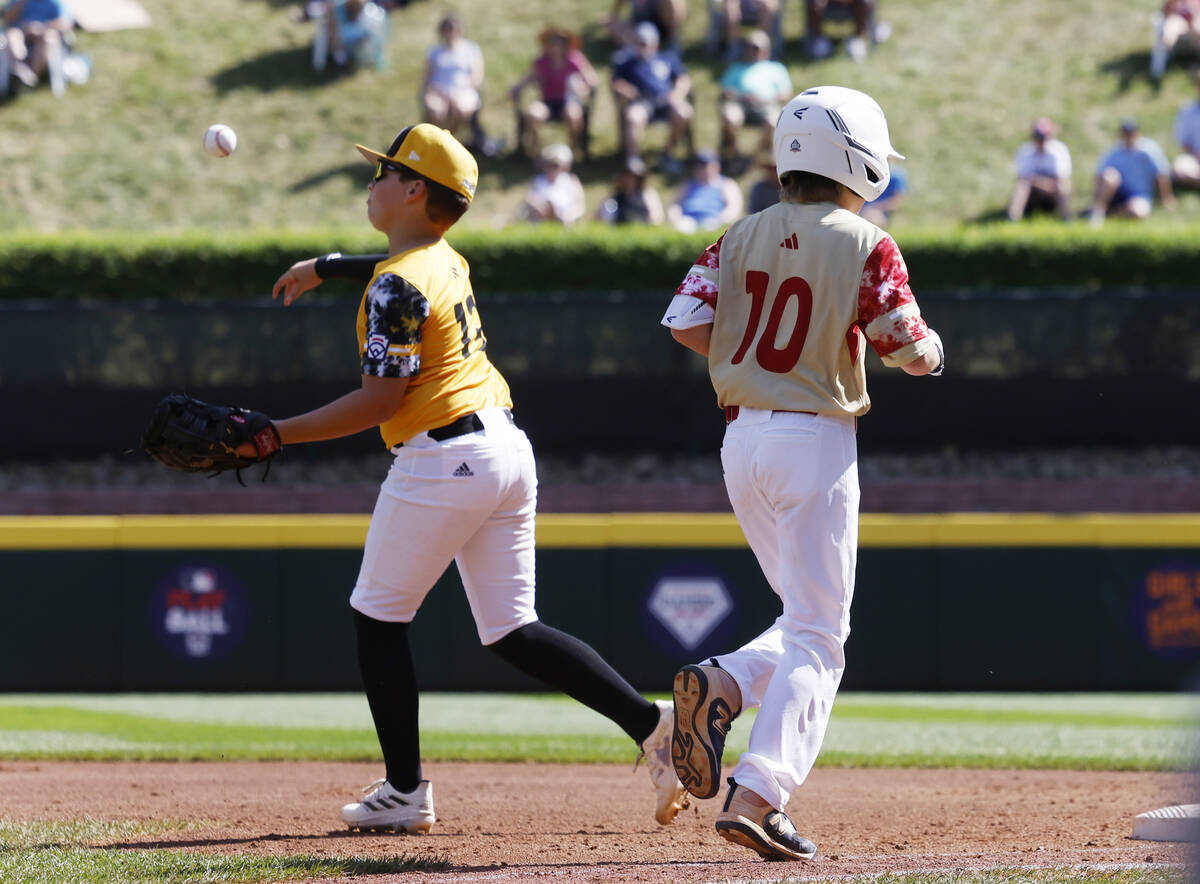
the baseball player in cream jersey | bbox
[263,124,687,835]
[661,86,944,861]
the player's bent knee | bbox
[484,618,543,654]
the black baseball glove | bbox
[141,393,282,480]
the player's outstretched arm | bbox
[273,253,387,305]
[272,258,323,306]
[234,375,410,456]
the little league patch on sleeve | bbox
[366,333,389,360]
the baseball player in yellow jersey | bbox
[259,124,687,833]
[660,87,944,861]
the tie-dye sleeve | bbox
[858,235,939,368]
[362,273,431,378]
[661,236,722,329]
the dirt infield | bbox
[2,761,1190,882]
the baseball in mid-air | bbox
[203,124,237,158]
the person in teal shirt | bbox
[718,29,792,164]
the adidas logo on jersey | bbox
[779,233,799,250]
[452,462,474,477]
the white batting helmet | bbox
[774,86,903,202]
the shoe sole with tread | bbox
[715,818,817,862]
[672,664,736,799]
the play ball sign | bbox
[149,564,250,660]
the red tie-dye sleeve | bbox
[673,235,723,308]
[858,235,932,366]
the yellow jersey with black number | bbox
[356,238,512,448]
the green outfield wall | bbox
[2,514,1199,693]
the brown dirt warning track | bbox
[1,761,1190,883]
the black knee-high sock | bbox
[354,611,422,793]
[489,621,660,745]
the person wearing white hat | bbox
[519,143,586,225]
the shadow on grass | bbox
[290,161,370,192]
[1099,50,1162,94]
[969,206,1012,225]
[211,44,347,93]
[105,830,444,851]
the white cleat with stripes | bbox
[342,778,435,834]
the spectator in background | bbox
[667,149,744,232]
[612,22,693,172]
[718,30,791,169]
[2,0,72,90]
[1007,117,1072,221]
[312,0,389,72]
[861,163,908,227]
[422,13,484,143]
[804,0,880,62]
[712,0,781,62]
[745,153,780,214]
[597,155,665,224]
[606,0,686,52]
[1151,0,1200,80]
[510,27,598,161]
[1172,68,1200,189]
[1090,118,1175,227]
[518,143,586,225]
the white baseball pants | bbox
[349,407,541,645]
[709,408,860,812]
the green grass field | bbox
[4,0,1200,232]
[0,692,1194,768]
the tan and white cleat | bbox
[637,699,690,825]
[672,663,742,800]
[715,779,817,861]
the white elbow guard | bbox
[926,328,944,376]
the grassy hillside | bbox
[2,0,1199,232]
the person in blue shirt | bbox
[611,21,693,170]
[1089,118,1175,227]
[667,149,743,232]
[2,0,72,89]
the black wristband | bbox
[314,252,386,283]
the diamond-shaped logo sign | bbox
[648,577,732,650]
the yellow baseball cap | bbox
[356,124,478,201]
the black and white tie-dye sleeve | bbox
[362,273,431,378]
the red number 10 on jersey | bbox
[730,271,814,374]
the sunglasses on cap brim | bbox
[372,158,409,181]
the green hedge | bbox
[2,222,1199,301]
